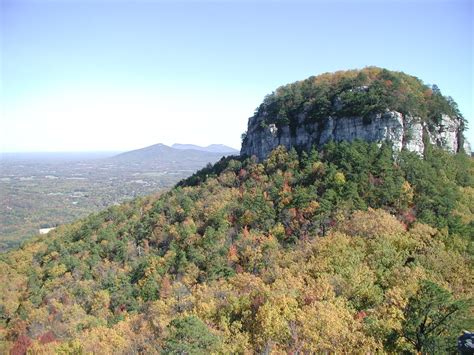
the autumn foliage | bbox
[0,141,472,353]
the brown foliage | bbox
[339,208,406,238]
[39,331,56,345]
[10,334,32,355]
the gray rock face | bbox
[426,114,462,154]
[241,110,470,160]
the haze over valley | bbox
[0,144,237,251]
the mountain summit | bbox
[241,67,470,160]
[109,143,233,170]
[111,143,224,162]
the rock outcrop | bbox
[241,110,468,160]
[241,69,470,160]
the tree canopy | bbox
[254,67,466,132]
[1,141,472,354]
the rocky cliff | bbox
[241,68,470,160]
[241,109,470,159]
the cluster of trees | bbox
[0,141,472,354]
[256,67,467,131]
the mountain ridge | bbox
[111,143,236,162]
[109,143,233,169]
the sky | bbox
[0,0,472,152]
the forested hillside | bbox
[1,141,472,354]
[0,144,230,251]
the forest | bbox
[255,67,467,133]
[1,141,472,354]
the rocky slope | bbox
[241,68,471,160]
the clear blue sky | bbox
[1,0,472,152]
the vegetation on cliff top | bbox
[255,67,466,131]
[1,141,472,353]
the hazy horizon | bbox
[0,141,239,155]
[1,0,473,153]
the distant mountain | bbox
[109,143,230,170]
[172,143,238,154]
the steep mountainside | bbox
[241,67,470,160]
[1,142,472,354]
[1,69,473,354]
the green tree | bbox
[392,280,471,353]
[163,316,221,354]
